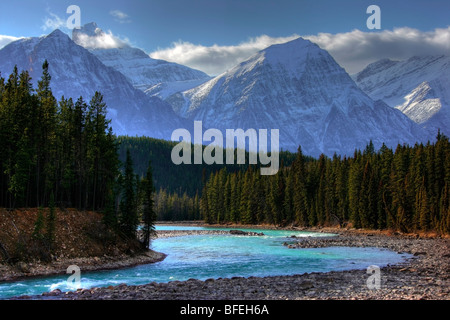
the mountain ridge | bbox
[72,23,211,92]
[166,37,429,157]
[353,55,450,136]
[0,28,187,140]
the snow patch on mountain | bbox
[353,55,450,136]
[73,23,210,92]
[397,81,442,124]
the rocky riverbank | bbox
[0,249,166,283]
[0,208,168,283]
[20,227,450,300]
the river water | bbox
[0,225,411,299]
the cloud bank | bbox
[151,26,450,76]
[72,23,131,50]
[150,35,300,76]
[306,26,450,74]
[41,11,66,32]
[0,35,22,50]
[73,29,130,49]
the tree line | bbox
[0,63,155,248]
[200,138,450,234]
[154,188,201,221]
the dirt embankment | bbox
[0,208,165,282]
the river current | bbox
[0,225,411,299]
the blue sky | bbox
[1,0,449,75]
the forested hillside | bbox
[117,136,297,197]
[117,136,297,221]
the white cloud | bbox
[305,26,450,74]
[110,10,131,24]
[150,34,300,76]
[73,27,130,50]
[0,35,22,49]
[150,27,450,76]
[42,11,66,31]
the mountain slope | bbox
[353,55,450,136]
[72,23,210,92]
[0,29,185,139]
[169,37,428,157]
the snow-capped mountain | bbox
[0,29,433,157]
[72,23,210,92]
[353,55,450,136]
[167,37,429,157]
[0,29,186,139]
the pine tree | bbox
[335,157,349,226]
[120,149,138,239]
[359,160,377,228]
[292,147,308,226]
[217,168,227,223]
[378,143,393,229]
[229,173,238,223]
[36,60,58,205]
[46,191,57,246]
[9,133,33,207]
[253,172,265,224]
[32,207,45,240]
[141,160,156,249]
[223,173,231,222]
[206,172,219,223]
[440,183,450,233]
[73,96,88,209]
[199,184,209,223]
[283,169,294,223]
[103,186,118,229]
[349,151,363,228]
[85,92,115,210]
[416,181,431,231]
[240,168,252,224]
[316,154,327,226]
[246,167,258,224]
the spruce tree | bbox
[349,151,363,228]
[120,149,138,239]
[283,170,294,223]
[229,173,238,223]
[292,146,308,226]
[32,207,45,240]
[141,160,156,249]
[417,182,431,231]
[36,60,57,206]
[240,168,252,224]
[46,191,57,246]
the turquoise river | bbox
[0,225,412,299]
